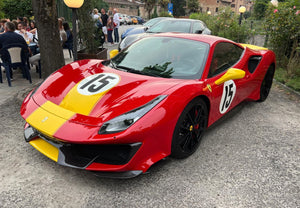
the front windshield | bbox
[143,18,164,27]
[147,20,191,33]
[110,37,209,79]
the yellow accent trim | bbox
[240,44,268,51]
[110,49,119,59]
[207,84,212,92]
[215,68,246,85]
[29,138,59,162]
[26,101,75,138]
[59,82,107,116]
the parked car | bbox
[118,13,125,25]
[121,17,172,40]
[130,16,138,24]
[123,14,132,25]
[21,33,275,178]
[119,18,211,51]
[135,16,144,24]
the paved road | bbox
[0,82,299,207]
[0,24,299,207]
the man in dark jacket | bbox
[0,21,28,79]
[101,8,108,43]
[0,21,28,49]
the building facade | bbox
[199,0,253,15]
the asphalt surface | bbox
[0,26,299,207]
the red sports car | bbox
[20,33,276,178]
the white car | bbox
[123,14,133,25]
[118,13,125,25]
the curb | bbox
[273,79,300,99]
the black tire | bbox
[171,98,208,159]
[258,65,275,102]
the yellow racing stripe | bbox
[240,44,268,51]
[26,101,75,138]
[59,82,107,116]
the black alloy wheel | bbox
[171,98,208,159]
[258,65,275,102]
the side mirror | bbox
[195,30,203,34]
[215,68,245,85]
[109,49,119,59]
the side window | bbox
[208,42,244,78]
[192,22,205,34]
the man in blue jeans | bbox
[113,8,120,43]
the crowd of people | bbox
[0,7,121,80]
[92,8,120,45]
[0,17,37,80]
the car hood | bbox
[126,27,146,36]
[31,59,185,126]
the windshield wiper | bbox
[109,60,117,69]
[116,65,145,75]
[116,65,160,77]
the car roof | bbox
[158,18,204,23]
[152,33,234,45]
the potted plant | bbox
[77,0,107,60]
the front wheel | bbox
[258,65,275,102]
[171,98,208,159]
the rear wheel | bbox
[171,98,208,159]
[258,65,275,102]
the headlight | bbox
[99,95,167,134]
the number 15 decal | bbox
[77,73,120,96]
[219,80,236,114]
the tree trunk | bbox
[31,0,65,78]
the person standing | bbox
[113,8,120,43]
[58,18,67,46]
[93,8,102,28]
[107,14,115,45]
[101,8,108,43]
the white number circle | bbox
[77,73,120,96]
[219,80,236,114]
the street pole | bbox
[63,0,84,61]
[72,8,78,61]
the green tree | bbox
[0,0,4,18]
[94,0,109,12]
[253,0,269,19]
[265,0,300,75]
[190,7,253,43]
[158,0,169,12]
[187,0,199,14]
[144,0,156,19]
[77,0,102,53]
[173,0,186,16]
[3,0,32,19]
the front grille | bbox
[62,143,142,166]
[27,126,141,167]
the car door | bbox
[204,41,247,123]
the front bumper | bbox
[24,126,143,178]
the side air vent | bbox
[248,56,262,73]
